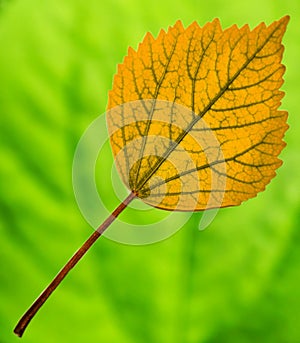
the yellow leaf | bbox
[107,16,289,211]
[12,17,290,336]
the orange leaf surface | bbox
[107,16,289,211]
[12,17,291,337]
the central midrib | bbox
[134,22,281,193]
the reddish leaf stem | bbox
[14,192,136,338]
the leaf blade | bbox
[107,16,289,211]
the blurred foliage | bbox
[0,1,299,343]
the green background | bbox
[0,0,299,342]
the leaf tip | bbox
[276,15,290,32]
[281,15,290,24]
